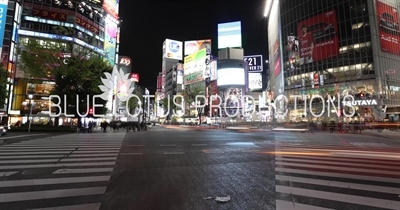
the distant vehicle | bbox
[379,12,400,35]
[308,22,336,43]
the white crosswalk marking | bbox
[0,133,124,210]
[275,145,400,210]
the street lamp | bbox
[27,94,33,132]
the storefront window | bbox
[26,82,55,95]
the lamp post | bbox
[197,100,204,125]
[27,94,33,132]
[138,101,143,122]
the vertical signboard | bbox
[104,18,117,66]
[376,0,400,56]
[118,56,132,74]
[176,63,183,84]
[0,0,8,59]
[297,10,339,65]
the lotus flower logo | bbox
[98,66,134,102]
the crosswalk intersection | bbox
[0,133,124,210]
[275,145,400,210]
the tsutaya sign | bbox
[342,99,378,106]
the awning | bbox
[386,107,400,114]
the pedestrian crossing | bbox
[0,133,124,210]
[275,145,400,210]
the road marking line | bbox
[0,148,120,152]
[276,175,400,194]
[276,167,400,184]
[0,171,18,177]
[276,200,333,210]
[276,185,400,209]
[163,152,185,155]
[0,161,116,170]
[119,153,142,155]
[0,187,106,203]
[0,134,46,140]
[0,176,110,188]
[275,157,397,170]
[275,162,399,175]
[53,168,113,174]
[27,203,101,210]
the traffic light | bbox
[89,108,93,115]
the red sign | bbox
[273,38,281,77]
[297,10,339,65]
[32,9,67,21]
[76,17,99,34]
[376,0,400,56]
[157,76,162,91]
[130,73,139,82]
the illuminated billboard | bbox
[297,10,339,65]
[376,0,400,56]
[210,60,217,81]
[184,40,211,56]
[244,55,263,72]
[184,48,207,85]
[164,39,183,60]
[130,73,139,82]
[248,73,262,90]
[104,18,117,66]
[217,68,245,86]
[103,0,119,19]
[218,21,242,49]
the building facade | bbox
[7,0,119,125]
[268,0,400,122]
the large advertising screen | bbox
[218,21,242,49]
[248,73,262,90]
[103,0,119,19]
[184,40,211,56]
[104,18,117,66]
[297,10,339,65]
[244,55,263,72]
[217,68,245,86]
[0,0,8,59]
[376,0,400,56]
[165,39,183,60]
[184,48,207,85]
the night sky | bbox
[119,0,268,93]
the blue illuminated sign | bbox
[0,0,9,49]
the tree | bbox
[0,67,9,109]
[184,86,204,116]
[123,85,144,114]
[18,26,112,126]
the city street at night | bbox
[0,127,398,210]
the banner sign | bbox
[244,55,263,72]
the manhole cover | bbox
[22,168,56,175]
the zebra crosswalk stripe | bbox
[275,145,400,210]
[0,134,124,210]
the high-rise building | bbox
[7,0,118,125]
[267,0,400,122]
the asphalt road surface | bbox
[0,128,399,210]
